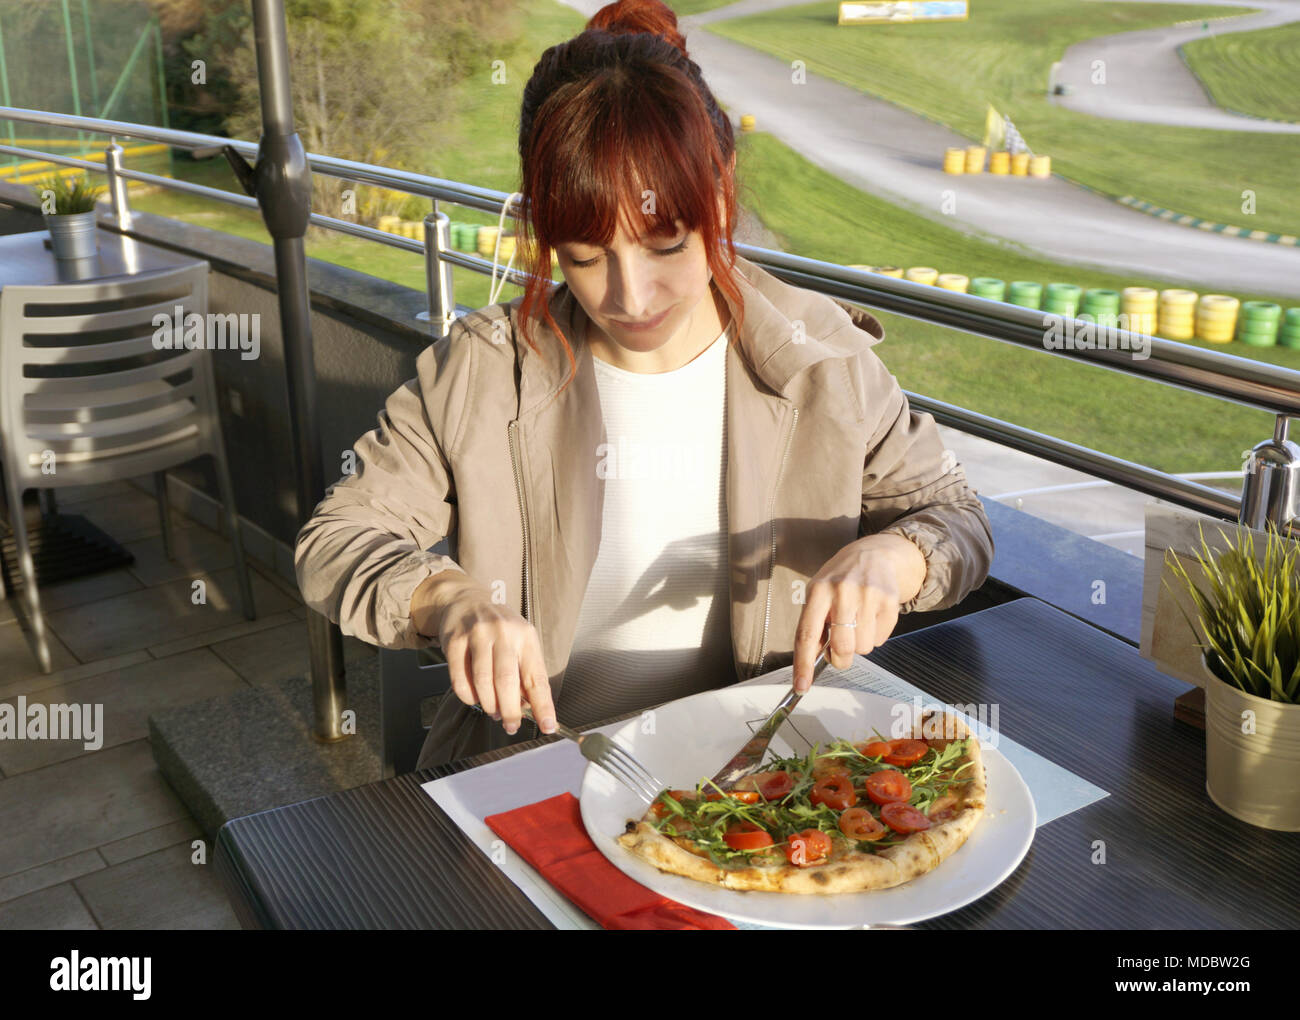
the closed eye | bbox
[569,237,688,268]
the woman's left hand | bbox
[791,533,927,692]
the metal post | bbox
[242,0,347,741]
[104,139,132,230]
[417,207,455,336]
[1239,415,1300,535]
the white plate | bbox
[579,684,1036,929]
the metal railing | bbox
[4,104,1299,531]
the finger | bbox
[469,633,498,717]
[519,635,556,734]
[871,597,900,653]
[793,581,834,692]
[494,641,523,735]
[828,579,862,670]
[445,634,477,708]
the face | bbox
[555,210,716,356]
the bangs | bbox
[525,67,723,251]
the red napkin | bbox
[485,792,736,930]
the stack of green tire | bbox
[1081,289,1120,328]
[1237,302,1281,347]
[1281,308,1300,349]
[1007,281,1043,309]
[969,277,1007,300]
[1043,283,1081,318]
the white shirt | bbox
[556,322,735,727]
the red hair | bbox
[515,0,743,394]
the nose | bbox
[608,256,654,320]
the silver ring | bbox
[829,620,857,628]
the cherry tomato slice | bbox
[857,740,892,759]
[884,739,930,767]
[881,801,931,834]
[650,790,695,818]
[756,771,796,801]
[723,822,775,851]
[838,807,887,841]
[783,829,833,867]
[865,770,913,806]
[705,790,761,803]
[810,773,858,811]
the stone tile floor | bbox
[0,477,369,929]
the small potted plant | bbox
[32,172,105,260]
[1164,521,1300,830]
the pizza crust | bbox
[616,711,987,895]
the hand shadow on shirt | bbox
[596,516,859,633]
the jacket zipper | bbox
[751,405,798,679]
[507,420,533,622]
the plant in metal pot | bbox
[1163,521,1300,830]
[31,172,105,259]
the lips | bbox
[615,306,671,331]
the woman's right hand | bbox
[414,573,557,736]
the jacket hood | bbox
[505,252,885,411]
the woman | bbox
[294,0,994,770]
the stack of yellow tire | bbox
[1121,287,1158,336]
[873,266,904,278]
[1010,152,1031,176]
[740,114,756,132]
[988,151,1010,175]
[1158,289,1198,340]
[476,226,500,255]
[1281,308,1300,349]
[943,148,966,174]
[905,266,940,285]
[378,214,402,234]
[1237,301,1281,347]
[937,273,970,292]
[965,146,986,174]
[1196,295,1239,344]
[1029,155,1051,178]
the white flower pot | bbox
[1203,654,1300,830]
[43,210,99,260]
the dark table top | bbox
[214,597,1300,929]
[0,227,206,289]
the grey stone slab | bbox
[146,610,299,660]
[209,619,375,686]
[0,650,152,702]
[0,850,105,905]
[0,649,247,775]
[45,480,138,506]
[97,818,202,867]
[74,842,240,930]
[43,567,296,661]
[31,568,144,614]
[123,527,237,588]
[149,652,382,838]
[66,487,198,545]
[0,882,98,929]
[0,739,190,877]
[0,617,81,680]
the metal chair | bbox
[379,645,450,777]
[0,262,255,673]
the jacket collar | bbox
[509,252,883,413]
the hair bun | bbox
[587,0,689,60]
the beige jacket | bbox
[294,254,994,768]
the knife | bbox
[708,635,836,792]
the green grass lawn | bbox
[1181,20,1300,123]
[116,0,1293,478]
[705,0,1300,238]
[735,130,1289,476]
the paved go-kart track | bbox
[1053,0,1300,132]
[560,0,1300,298]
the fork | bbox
[519,703,665,803]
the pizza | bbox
[617,709,986,894]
